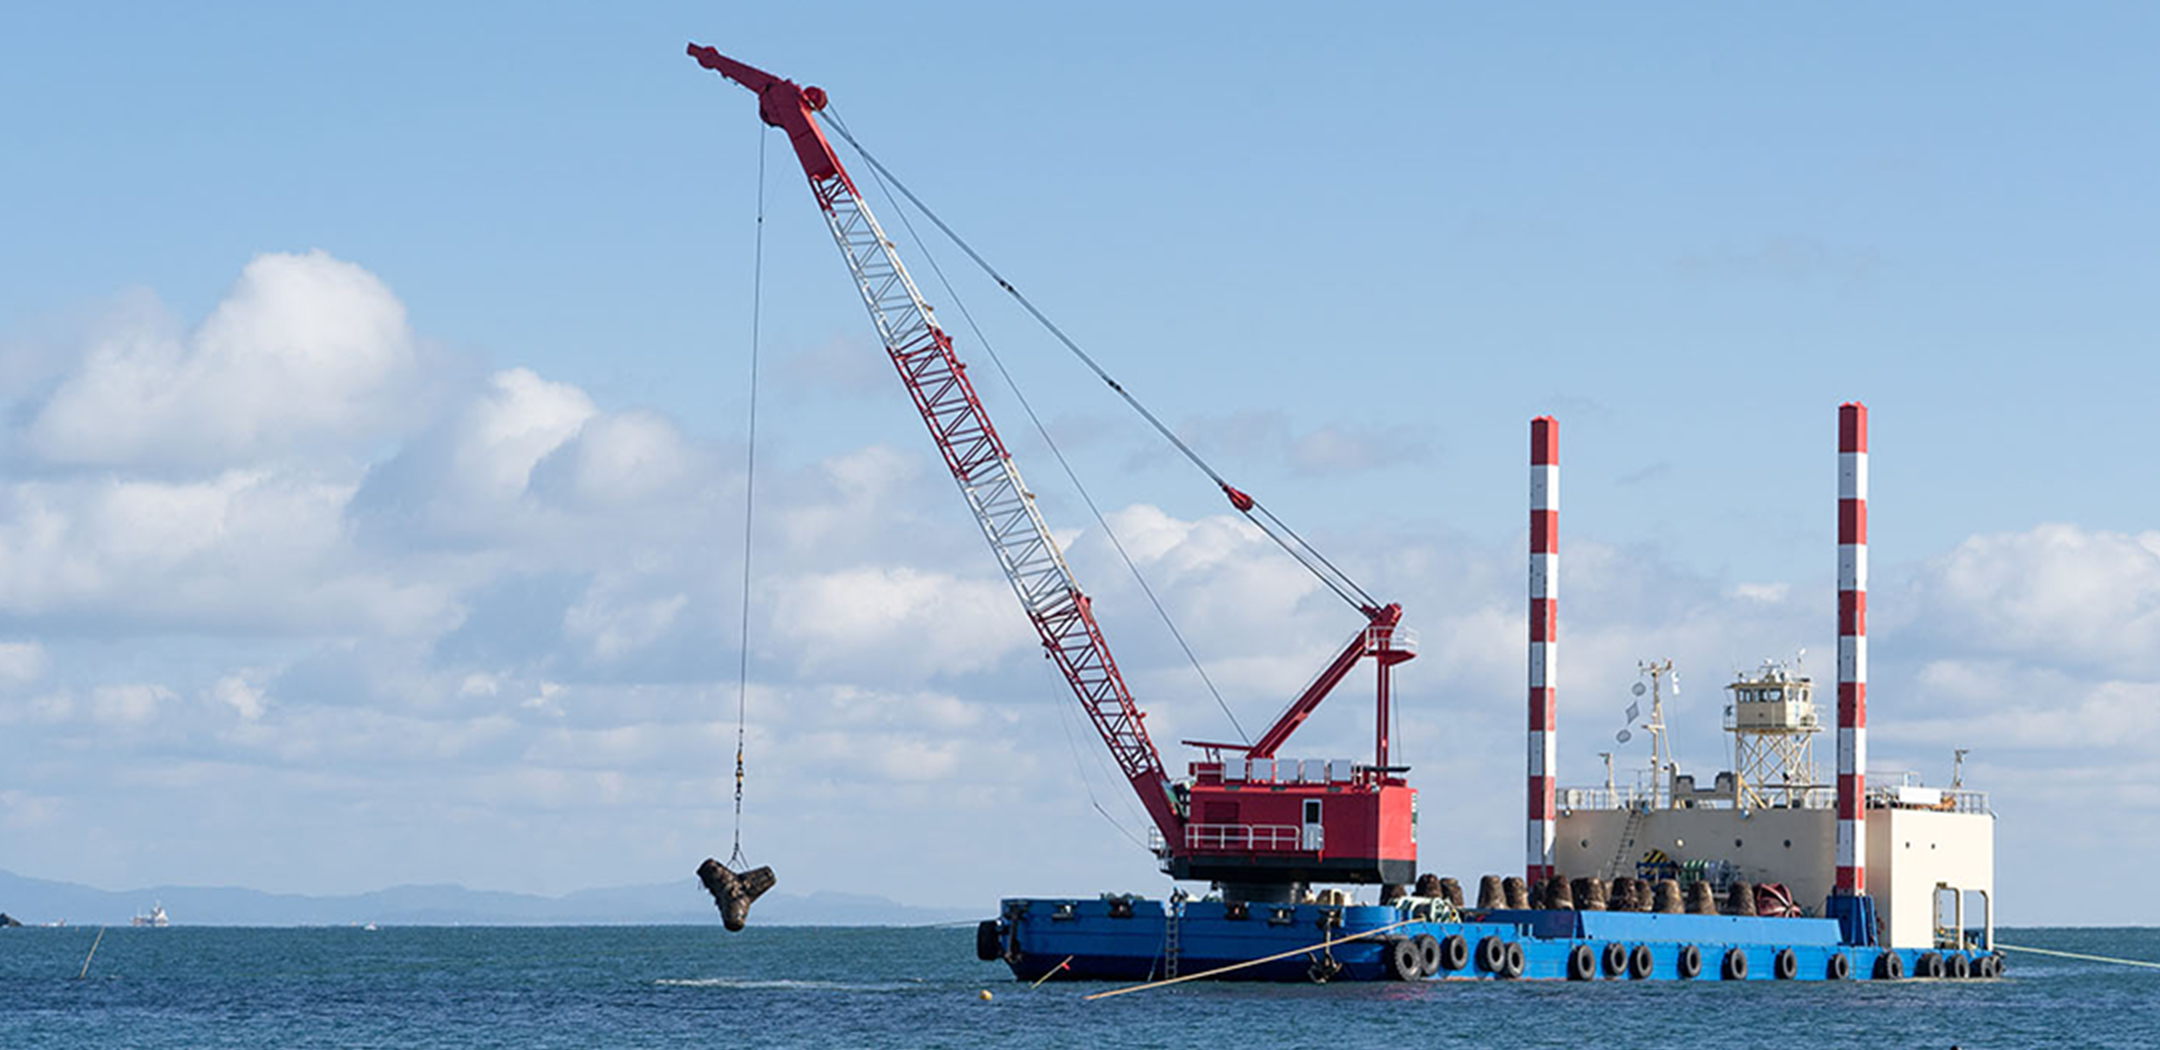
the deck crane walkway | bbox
[687,45,1419,897]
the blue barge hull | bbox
[988,898,2002,983]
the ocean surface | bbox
[4,924,2156,1048]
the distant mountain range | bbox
[0,869,980,927]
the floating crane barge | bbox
[687,45,1999,982]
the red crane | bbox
[689,46,1416,891]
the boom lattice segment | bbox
[688,46,1182,846]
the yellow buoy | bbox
[978,989,994,1001]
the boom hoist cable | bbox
[837,106,1247,747]
[820,113,1383,619]
[696,126,777,933]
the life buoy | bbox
[1826,952,1852,981]
[1602,941,1629,977]
[1875,951,1904,980]
[975,920,1003,962]
[1676,944,1702,979]
[1630,944,1655,979]
[1502,942,1527,979]
[1915,952,1944,979]
[1773,948,1799,980]
[1567,944,1596,981]
[1413,933,1443,977]
[1948,953,1971,979]
[1438,934,1469,972]
[1722,948,1749,980]
[1478,936,1508,973]
[1388,937,1423,981]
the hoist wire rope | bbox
[822,112,1378,617]
[833,106,1248,744]
[726,127,768,870]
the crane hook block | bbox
[696,857,778,932]
[1221,484,1255,512]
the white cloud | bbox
[1900,524,2160,674]
[563,583,690,662]
[27,251,427,465]
[0,642,49,684]
[90,684,176,726]
[210,674,269,721]
[769,566,1033,678]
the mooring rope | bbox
[1084,917,1418,1000]
[1996,943,2160,971]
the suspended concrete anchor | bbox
[697,858,777,932]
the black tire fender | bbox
[1949,953,1972,979]
[1477,935,1508,973]
[1826,952,1852,981]
[1916,952,1944,979]
[1413,933,1443,977]
[1438,934,1469,972]
[1567,944,1596,981]
[1875,951,1904,980]
[1630,943,1655,979]
[1602,941,1629,977]
[975,920,1003,962]
[1501,941,1527,979]
[1387,937,1423,981]
[1676,944,1702,979]
[1722,948,1749,980]
[1773,948,1799,980]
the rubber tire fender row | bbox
[1477,935,1508,974]
[1676,944,1703,980]
[1501,941,1527,979]
[1387,937,1424,981]
[976,920,1003,962]
[1721,948,1749,981]
[1412,933,1443,977]
[1601,941,1629,978]
[1875,951,1905,980]
[1629,944,1656,979]
[1438,934,1470,972]
[1948,953,1972,979]
[1773,948,1799,980]
[1825,952,1852,981]
[1567,944,1597,981]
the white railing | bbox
[1185,824,1305,853]
[1368,625,1419,655]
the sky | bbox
[2,3,2157,924]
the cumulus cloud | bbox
[1897,524,2160,675]
[26,251,430,466]
[1,251,2151,918]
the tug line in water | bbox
[1996,943,2160,970]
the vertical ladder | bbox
[1164,896,1183,978]
[1601,804,1649,881]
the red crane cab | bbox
[1169,757,1417,886]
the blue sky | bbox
[3,3,2157,922]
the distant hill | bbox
[0,869,979,927]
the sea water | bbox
[3,925,2155,1048]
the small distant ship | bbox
[131,902,169,928]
